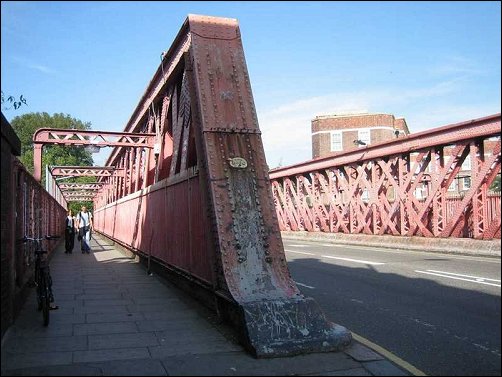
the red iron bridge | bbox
[2,15,500,356]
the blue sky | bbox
[2,1,500,168]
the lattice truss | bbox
[272,137,501,239]
[93,63,196,208]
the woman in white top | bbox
[76,205,93,254]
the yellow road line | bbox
[351,332,428,376]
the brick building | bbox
[311,112,410,159]
[310,112,499,198]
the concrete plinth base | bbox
[232,297,352,358]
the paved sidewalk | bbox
[1,234,412,376]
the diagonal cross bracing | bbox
[270,114,501,240]
[32,130,155,182]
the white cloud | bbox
[427,55,484,78]
[407,104,501,132]
[257,78,500,168]
[258,93,369,168]
[12,55,56,75]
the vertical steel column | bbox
[186,15,351,358]
[33,144,43,182]
[120,153,126,197]
[128,148,134,195]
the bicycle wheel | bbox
[37,285,43,311]
[35,264,42,311]
[41,273,50,326]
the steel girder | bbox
[50,166,124,205]
[91,14,351,357]
[65,197,96,202]
[32,129,155,182]
[50,166,124,177]
[58,183,103,190]
[270,114,501,240]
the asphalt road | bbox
[282,238,501,376]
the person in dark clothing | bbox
[64,209,75,254]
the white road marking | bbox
[285,249,315,256]
[283,240,501,263]
[426,269,501,283]
[285,249,385,265]
[415,270,501,287]
[321,255,385,265]
[295,281,315,289]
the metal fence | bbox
[1,113,66,339]
[270,114,501,240]
[14,161,67,288]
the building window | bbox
[414,187,424,200]
[448,179,457,192]
[330,131,342,152]
[461,156,471,171]
[361,188,370,202]
[463,176,471,190]
[358,129,371,146]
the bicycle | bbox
[21,235,60,326]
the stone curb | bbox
[281,231,501,257]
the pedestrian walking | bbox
[76,205,93,254]
[64,209,75,254]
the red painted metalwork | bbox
[65,197,96,202]
[16,160,66,248]
[2,114,66,337]
[48,166,125,204]
[62,192,96,199]
[32,129,155,181]
[270,114,501,240]
[91,15,351,357]
[58,183,103,190]
[50,166,124,177]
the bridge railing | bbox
[269,114,501,240]
[1,113,66,339]
[92,15,353,357]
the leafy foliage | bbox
[69,201,94,214]
[490,174,501,192]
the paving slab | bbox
[362,360,410,376]
[73,322,139,336]
[1,233,412,376]
[159,350,361,376]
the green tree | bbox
[11,112,95,186]
[490,174,501,192]
[69,200,94,215]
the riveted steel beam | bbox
[270,114,501,179]
[91,14,351,358]
[185,15,351,357]
[32,129,155,182]
[62,191,96,197]
[65,197,96,202]
[58,183,103,190]
[50,166,125,177]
